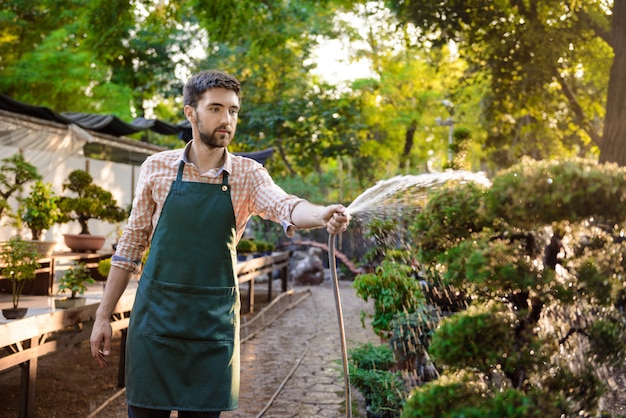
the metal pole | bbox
[328,233,352,417]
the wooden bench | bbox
[235,251,290,313]
[0,294,134,418]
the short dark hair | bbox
[183,70,241,108]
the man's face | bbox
[187,87,240,148]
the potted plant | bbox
[236,239,257,261]
[54,262,95,309]
[0,153,41,224]
[1,236,40,319]
[18,180,61,256]
[56,170,127,252]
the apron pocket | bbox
[144,279,238,342]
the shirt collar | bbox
[174,140,232,176]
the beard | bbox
[197,121,232,148]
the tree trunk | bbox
[400,120,417,169]
[600,2,626,165]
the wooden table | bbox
[0,252,113,296]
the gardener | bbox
[89,70,350,418]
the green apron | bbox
[126,161,240,411]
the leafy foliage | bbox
[384,0,613,166]
[388,305,440,365]
[353,259,424,336]
[19,180,61,240]
[484,157,626,227]
[348,343,405,418]
[0,153,41,222]
[410,180,489,263]
[402,158,626,415]
[57,262,94,299]
[1,236,39,309]
[402,372,566,418]
[57,170,127,235]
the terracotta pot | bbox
[2,307,28,319]
[63,234,105,253]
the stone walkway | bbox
[222,280,378,418]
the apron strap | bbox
[170,161,186,195]
[221,171,230,192]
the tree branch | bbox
[553,68,603,147]
[577,9,612,49]
[559,327,589,345]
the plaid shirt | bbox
[112,142,304,272]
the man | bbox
[89,70,350,418]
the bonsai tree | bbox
[57,170,127,235]
[57,262,94,300]
[1,236,39,311]
[19,180,61,240]
[401,158,626,416]
[0,153,41,223]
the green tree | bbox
[83,0,196,118]
[336,3,487,175]
[0,0,197,119]
[384,0,616,167]
[190,0,371,183]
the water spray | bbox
[328,232,352,418]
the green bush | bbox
[348,342,396,371]
[353,259,424,336]
[429,304,546,378]
[409,181,489,264]
[348,343,405,418]
[354,158,626,416]
[236,239,257,253]
[402,373,565,418]
[389,306,440,366]
[484,157,626,228]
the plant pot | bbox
[28,240,57,257]
[2,307,28,319]
[54,297,87,309]
[366,405,382,418]
[63,234,105,253]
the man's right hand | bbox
[90,318,112,368]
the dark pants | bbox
[128,405,221,418]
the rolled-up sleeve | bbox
[243,164,305,238]
[111,161,156,273]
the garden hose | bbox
[328,232,352,418]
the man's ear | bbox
[184,105,195,122]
